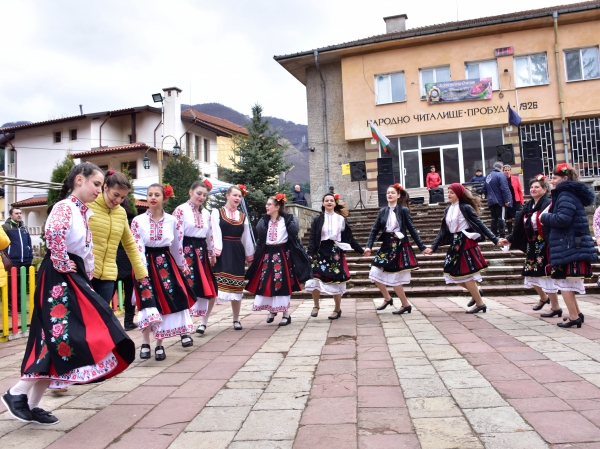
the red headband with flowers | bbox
[237,184,248,197]
[274,193,287,204]
[393,183,404,192]
[163,184,174,199]
[333,193,340,204]
[555,163,570,174]
[203,179,213,191]
[535,174,546,181]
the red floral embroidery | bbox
[58,342,72,357]
[52,324,65,338]
[50,303,67,319]
[159,268,168,278]
[51,285,65,298]
[45,202,72,273]
[141,289,152,299]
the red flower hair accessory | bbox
[393,183,404,191]
[237,184,248,197]
[535,174,546,181]
[163,184,174,199]
[555,163,570,174]
[333,193,340,204]
[203,179,213,191]
[107,169,115,176]
[275,193,287,203]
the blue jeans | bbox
[91,278,116,305]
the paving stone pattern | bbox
[5,293,600,447]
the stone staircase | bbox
[291,203,600,299]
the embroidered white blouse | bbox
[45,195,95,278]
[445,203,480,240]
[173,201,214,256]
[321,211,345,241]
[210,208,255,259]
[385,207,400,233]
[130,211,186,269]
[266,217,288,245]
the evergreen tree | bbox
[47,153,75,205]
[121,162,138,215]
[162,155,201,213]
[217,103,291,227]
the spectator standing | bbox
[481,161,512,237]
[503,165,525,234]
[292,185,308,206]
[2,207,33,315]
[426,166,441,190]
[469,169,486,182]
[329,186,335,195]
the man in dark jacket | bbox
[469,169,486,182]
[481,162,512,237]
[2,207,33,314]
[292,185,308,206]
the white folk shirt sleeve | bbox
[266,217,288,245]
[130,216,148,268]
[211,208,223,257]
[445,203,480,240]
[242,215,255,259]
[168,213,186,269]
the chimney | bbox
[383,14,408,33]
[162,87,183,141]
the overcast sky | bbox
[1,0,585,127]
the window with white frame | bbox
[465,60,499,90]
[565,47,600,82]
[419,66,451,98]
[514,53,549,87]
[375,72,406,105]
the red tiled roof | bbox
[275,0,600,61]
[182,110,248,135]
[135,199,148,208]
[11,196,48,207]
[74,143,151,158]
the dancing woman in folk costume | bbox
[305,193,365,320]
[424,183,500,314]
[245,194,312,326]
[131,184,197,361]
[499,176,562,317]
[539,163,598,328]
[210,185,255,331]
[365,184,427,315]
[2,163,135,425]
[173,179,218,335]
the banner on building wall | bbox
[426,78,493,104]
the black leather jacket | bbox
[430,203,499,251]
[366,206,426,251]
[307,214,364,257]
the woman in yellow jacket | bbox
[0,226,11,289]
[88,170,147,308]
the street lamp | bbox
[152,93,163,103]
[142,135,180,184]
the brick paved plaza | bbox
[2,294,600,448]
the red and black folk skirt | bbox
[443,232,488,281]
[371,233,419,273]
[310,240,351,284]
[246,243,302,298]
[21,253,135,385]
[182,237,217,299]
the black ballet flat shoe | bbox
[467,300,476,307]
[377,298,393,311]
[1,391,32,423]
[233,321,243,331]
[196,324,206,334]
[30,407,59,425]
[279,316,292,326]
[266,313,277,324]
[541,308,563,318]
[533,297,550,311]
[139,343,151,359]
[563,313,584,323]
[466,305,487,314]
[155,345,166,361]
[557,317,582,329]
[180,334,193,348]
[311,307,320,318]
[392,305,412,315]
[328,310,342,320]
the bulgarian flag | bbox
[370,121,395,154]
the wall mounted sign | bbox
[426,78,493,104]
[494,46,514,56]
[366,104,509,127]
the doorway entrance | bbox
[421,149,441,186]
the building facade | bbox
[275,2,600,207]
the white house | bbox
[0,87,247,241]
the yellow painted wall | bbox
[216,135,239,170]
[341,19,600,140]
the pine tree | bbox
[47,153,75,205]
[121,162,138,215]
[217,103,291,227]
[162,155,201,213]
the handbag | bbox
[0,251,13,271]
